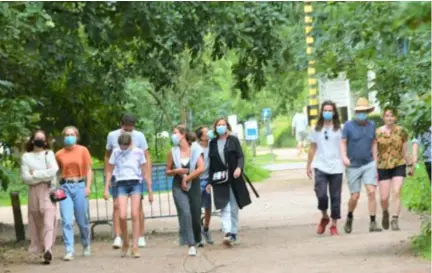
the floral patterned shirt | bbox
[377,125,408,169]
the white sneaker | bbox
[112,236,122,249]
[83,245,91,257]
[138,237,146,248]
[63,252,74,261]
[188,246,197,256]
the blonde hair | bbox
[62,126,80,140]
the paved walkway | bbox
[1,168,430,273]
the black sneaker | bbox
[382,210,390,230]
[43,250,52,265]
[344,218,353,234]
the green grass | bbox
[402,164,431,260]
[253,153,303,166]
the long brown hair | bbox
[212,117,232,138]
[315,101,341,132]
[25,130,49,152]
[174,124,196,146]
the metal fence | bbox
[88,164,218,238]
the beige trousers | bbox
[27,183,57,254]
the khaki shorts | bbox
[296,131,307,143]
[346,161,377,193]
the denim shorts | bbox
[200,179,211,209]
[116,179,143,197]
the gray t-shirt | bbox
[217,139,226,165]
[309,127,344,174]
[201,145,209,179]
[106,129,148,175]
[292,113,308,133]
[342,120,376,168]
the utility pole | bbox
[304,1,318,127]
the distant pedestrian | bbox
[104,133,153,258]
[206,118,252,246]
[412,127,431,183]
[306,101,343,236]
[292,107,309,156]
[376,107,411,231]
[56,126,93,261]
[341,98,382,234]
[195,126,214,245]
[21,130,58,264]
[166,125,204,256]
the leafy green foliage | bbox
[313,2,431,135]
[402,165,431,260]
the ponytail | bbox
[174,124,196,146]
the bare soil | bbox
[1,169,430,273]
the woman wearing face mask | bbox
[21,130,59,264]
[166,125,205,256]
[104,133,153,258]
[195,126,214,245]
[306,101,344,236]
[206,118,251,246]
[55,126,93,261]
[376,107,411,231]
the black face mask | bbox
[33,139,45,148]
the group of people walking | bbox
[307,97,431,236]
[20,99,430,264]
[21,114,254,263]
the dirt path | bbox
[1,169,430,273]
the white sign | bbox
[244,120,258,141]
[318,78,353,120]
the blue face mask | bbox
[356,112,368,121]
[322,111,334,121]
[207,130,215,140]
[216,125,227,136]
[64,136,77,146]
[171,134,180,146]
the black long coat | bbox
[208,135,252,210]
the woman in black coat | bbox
[206,118,252,246]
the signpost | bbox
[244,119,258,157]
[261,107,274,160]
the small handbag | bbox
[212,170,229,184]
[44,151,67,202]
[50,188,67,202]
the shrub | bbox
[242,143,270,182]
[368,113,384,127]
[402,164,431,260]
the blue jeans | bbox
[200,179,211,209]
[60,182,90,254]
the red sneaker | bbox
[330,226,339,236]
[316,218,330,234]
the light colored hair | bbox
[62,126,80,140]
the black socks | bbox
[347,212,353,219]
[203,227,209,232]
[370,215,376,222]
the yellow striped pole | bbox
[304,1,318,127]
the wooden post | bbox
[10,192,25,242]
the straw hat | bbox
[354,97,375,112]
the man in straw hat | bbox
[341,97,382,233]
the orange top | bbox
[56,145,92,178]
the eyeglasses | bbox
[324,130,329,140]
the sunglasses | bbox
[324,130,329,140]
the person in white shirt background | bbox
[292,106,309,156]
[104,114,152,249]
[21,130,59,264]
